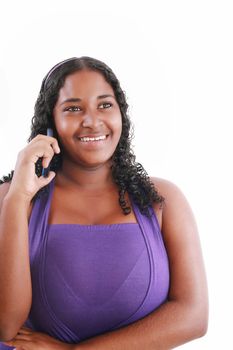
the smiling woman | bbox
[53,70,122,169]
[0,57,208,350]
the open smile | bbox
[78,135,109,142]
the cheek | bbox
[118,119,123,139]
[117,123,123,139]
[54,116,75,137]
[56,123,68,137]
[111,113,122,133]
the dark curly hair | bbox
[0,56,164,215]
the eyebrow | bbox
[59,94,115,106]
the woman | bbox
[0,57,208,349]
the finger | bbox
[13,329,33,339]
[31,135,60,154]
[47,136,60,154]
[38,171,56,187]
[11,333,32,341]
[41,148,56,169]
[3,339,27,348]
[19,327,33,334]
[28,145,56,167]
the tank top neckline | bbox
[47,178,140,228]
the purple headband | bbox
[44,57,77,87]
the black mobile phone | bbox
[42,128,53,177]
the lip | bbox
[75,134,110,149]
[77,133,109,139]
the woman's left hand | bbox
[3,327,74,350]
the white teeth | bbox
[80,135,107,142]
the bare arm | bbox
[0,183,33,341]
[0,135,60,341]
[73,178,208,349]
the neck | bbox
[56,159,115,192]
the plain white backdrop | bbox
[0,0,232,348]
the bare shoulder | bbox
[151,176,188,201]
[150,176,195,223]
[150,177,195,231]
[0,182,11,211]
[0,182,11,197]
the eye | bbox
[64,106,81,112]
[98,102,113,109]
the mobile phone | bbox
[42,128,53,177]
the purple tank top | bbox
[0,180,169,348]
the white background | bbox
[0,0,232,348]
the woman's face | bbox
[53,69,122,169]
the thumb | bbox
[38,171,56,188]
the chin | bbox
[74,156,113,170]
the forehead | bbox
[58,69,114,99]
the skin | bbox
[0,70,208,349]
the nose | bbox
[82,112,103,128]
